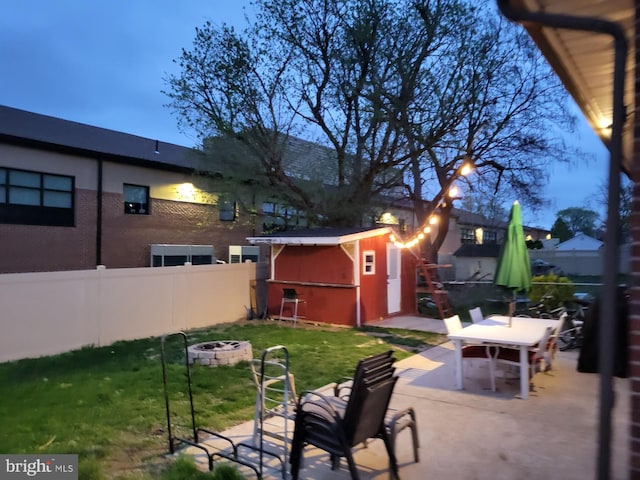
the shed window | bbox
[363,250,376,275]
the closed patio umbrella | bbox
[494,201,531,326]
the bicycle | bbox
[515,293,556,318]
[555,299,590,351]
[517,296,590,351]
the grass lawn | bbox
[0,320,444,479]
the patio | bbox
[188,316,630,479]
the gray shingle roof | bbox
[0,105,200,171]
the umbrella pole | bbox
[509,292,516,327]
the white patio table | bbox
[447,315,560,399]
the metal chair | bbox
[332,351,419,472]
[279,288,305,326]
[494,326,554,391]
[468,306,484,323]
[290,352,400,480]
[444,314,497,392]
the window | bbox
[124,184,149,214]
[363,250,376,275]
[219,200,238,221]
[460,228,476,244]
[483,230,497,244]
[0,167,74,226]
[262,201,308,232]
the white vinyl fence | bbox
[0,262,257,363]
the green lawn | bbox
[0,320,444,479]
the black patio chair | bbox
[332,351,419,469]
[290,352,400,480]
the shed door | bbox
[386,243,401,314]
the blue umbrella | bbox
[494,201,531,325]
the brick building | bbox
[0,105,260,273]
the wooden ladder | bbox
[416,259,452,320]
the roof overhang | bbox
[505,0,634,173]
[247,227,394,245]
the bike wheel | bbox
[557,329,575,351]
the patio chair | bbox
[468,307,484,323]
[494,326,554,390]
[444,314,497,392]
[332,352,419,468]
[290,382,399,480]
[279,288,305,326]
[290,353,400,480]
[546,312,567,369]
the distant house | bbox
[0,105,259,273]
[451,243,502,282]
[555,232,604,251]
[529,232,605,276]
[439,208,549,281]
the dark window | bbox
[124,184,149,214]
[262,201,307,232]
[219,200,238,221]
[162,255,188,266]
[0,167,74,226]
[460,228,476,244]
[483,230,497,244]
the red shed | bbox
[248,227,417,326]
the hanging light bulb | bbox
[423,226,431,234]
[449,185,459,198]
[429,216,439,225]
[460,163,473,176]
[418,233,424,240]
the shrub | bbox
[529,273,575,310]
[161,457,246,480]
[212,465,246,480]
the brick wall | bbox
[0,188,97,273]
[631,5,640,477]
[0,190,260,273]
[101,193,258,268]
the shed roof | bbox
[247,226,393,245]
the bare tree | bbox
[394,2,578,260]
[164,0,579,244]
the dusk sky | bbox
[0,0,611,230]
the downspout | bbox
[496,2,627,479]
[96,158,103,266]
[354,241,361,327]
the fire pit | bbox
[187,340,253,367]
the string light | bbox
[460,164,473,176]
[388,161,474,248]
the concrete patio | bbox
[187,316,630,480]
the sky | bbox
[0,0,611,230]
